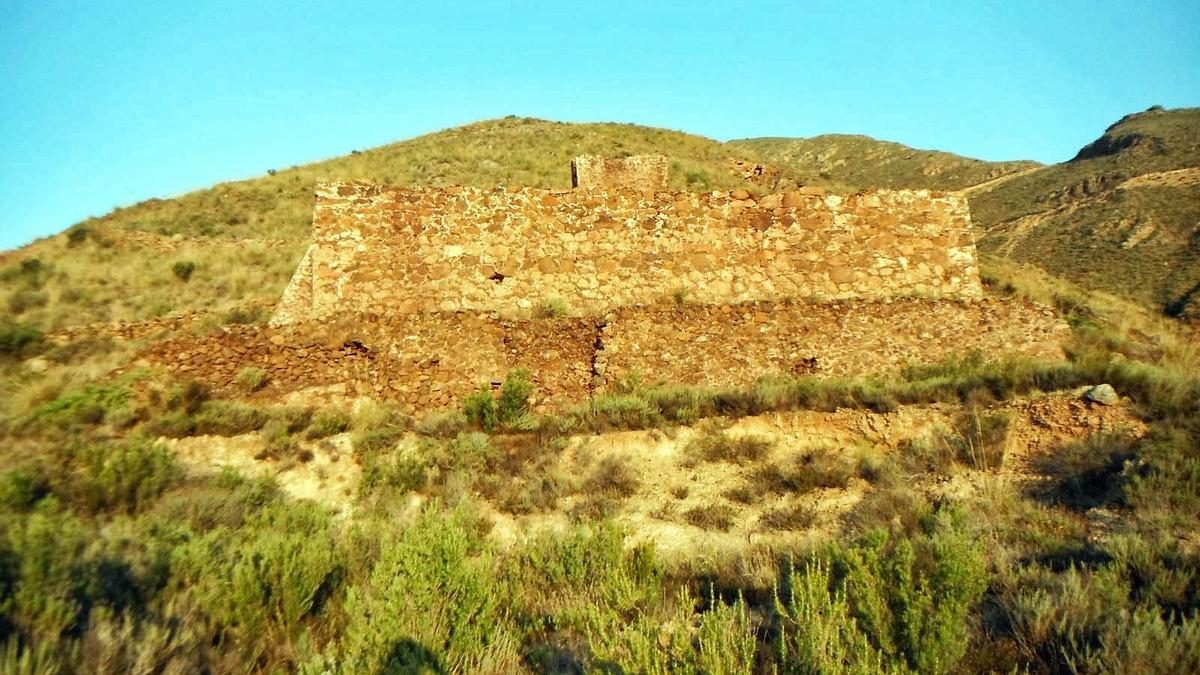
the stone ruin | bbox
[571,154,668,192]
[148,158,1069,411]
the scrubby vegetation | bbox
[1,118,1199,674]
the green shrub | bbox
[684,503,737,531]
[66,223,92,247]
[7,289,48,315]
[463,386,497,432]
[147,400,270,438]
[360,453,428,496]
[580,394,661,431]
[351,425,404,461]
[1032,433,1136,509]
[749,449,855,496]
[583,455,640,500]
[305,409,349,439]
[775,513,987,674]
[0,468,51,512]
[71,437,179,514]
[950,410,1012,471]
[1,509,90,642]
[760,502,818,531]
[165,379,210,414]
[222,306,268,325]
[414,409,468,438]
[20,382,130,432]
[999,539,1200,673]
[172,502,342,642]
[0,319,44,359]
[327,508,520,673]
[234,366,269,392]
[171,261,197,282]
[534,297,570,318]
[496,369,534,428]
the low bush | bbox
[7,289,48,315]
[0,467,51,511]
[172,502,343,649]
[496,368,534,428]
[684,421,773,465]
[534,297,570,318]
[1032,433,1136,509]
[322,508,520,673]
[749,449,856,496]
[234,366,269,392]
[760,502,818,531]
[414,409,468,437]
[171,261,197,282]
[305,409,349,439]
[0,319,44,359]
[684,503,737,531]
[463,386,498,432]
[19,382,130,432]
[775,512,987,674]
[70,437,180,514]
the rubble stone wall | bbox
[272,181,984,324]
[571,154,668,191]
[149,298,1067,412]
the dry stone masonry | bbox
[139,158,1071,412]
[571,154,668,192]
[272,180,983,323]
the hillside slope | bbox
[728,134,1040,192]
[0,117,1030,331]
[969,107,1200,316]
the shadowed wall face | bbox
[272,182,984,324]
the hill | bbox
[727,134,1040,191]
[0,117,1030,332]
[969,106,1200,316]
[2,114,1199,674]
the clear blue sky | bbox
[1,0,1197,250]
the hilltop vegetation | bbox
[971,106,1200,316]
[0,116,1037,332]
[0,112,1199,672]
[728,134,1039,192]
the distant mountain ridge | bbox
[969,106,1200,318]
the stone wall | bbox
[596,297,1069,390]
[571,154,668,192]
[272,182,984,325]
[147,298,1067,412]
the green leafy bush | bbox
[20,382,130,432]
[534,297,570,318]
[496,369,534,428]
[775,513,987,674]
[171,261,197,282]
[71,437,179,514]
[0,468,51,511]
[463,386,498,432]
[0,319,44,359]
[327,508,520,673]
[172,502,342,643]
[147,400,270,438]
[305,409,349,439]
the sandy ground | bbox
[159,388,1146,557]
